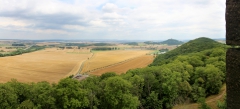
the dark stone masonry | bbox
[226,49,240,108]
[226,0,240,108]
[226,0,240,45]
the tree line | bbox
[0,46,45,57]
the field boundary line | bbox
[77,52,95,74]
[84,55,150,74]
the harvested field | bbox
[0,47,17,52]
[0,48,92,83]
[36,42,61,46]
[81,50,152,73]
[64,48,91,53]
[89,55,154,76]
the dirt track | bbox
[173,84,226,109]
[0,48,91,83]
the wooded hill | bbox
[0,37,227,109]
[151,37,225,66]
[160,39,184,45]
[144,39,184,45]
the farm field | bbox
[0,48,92,83]
[89,55,154,76]
[81,50,152,73]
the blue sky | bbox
[0,0,225,40]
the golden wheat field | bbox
[0,48,92,83]
[81,50,152,73]
[89,55,154,76]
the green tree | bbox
[80,76,101,109]
[100,76,140,109]
[29,82,56,109]
[144,91,163,109]
[55,78,89,109]
[0,84,18,109]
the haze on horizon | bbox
[0,0,225,40]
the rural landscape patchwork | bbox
[0,0,227,109]
[0,38,227,109]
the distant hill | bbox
[151,37,224,66]
[143,41,160,45]
[160,39,184,45]
[123,42,139,45]
[144,39,183,45]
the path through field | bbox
[0,48,92,83]
[173,84,226,109]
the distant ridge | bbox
[151,37,224,66]
[160,39,184,45]
[144,39,183,45]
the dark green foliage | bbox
[99,72,117,80]
[144,39,183,45]
[159,48,169,52]
[91,47,112,51]
[66,43,88,47]
[0,83,18,109]
[99,76,139,109]
[12,43,25,46]
[144,41,160,44]
[66,43,114,47]
[55,78,89,109]
[0,46,45,57]
[151,37,224,66]
[91,43,114,46]
[124,42,139,45]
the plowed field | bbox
[89,55,154,75]
[0,48,92,83]
[81,50,152,73]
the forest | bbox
[0,37,226,109]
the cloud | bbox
[0,0,225,40]
[102,3,118,13]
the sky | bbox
[0,0,225,40]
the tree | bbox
[144,91,163,109]
[29,82,56,109]
[55,78,89,109]
[100,76,139,109]
[204,64,224,94]
[80,76,101,109]
[0,84,18,109]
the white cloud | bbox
[0,0,226,40]
[102,3,118,13]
